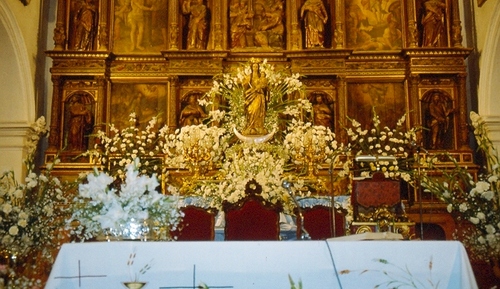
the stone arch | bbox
[478,1,500,148]
[0,2,36,177]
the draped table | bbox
[45,240,477,289]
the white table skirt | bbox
[45,240,477,289]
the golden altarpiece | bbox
[45,0,472,239]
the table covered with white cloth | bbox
[45,240,477,289]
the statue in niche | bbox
[65,93,94,151]
[229,0,253,49]
[421,0,447,47]
[182,0,208,50]
[70,0,98,51]
[242,60,268,135]
[310,92,334,129]
[179,93,208,127]
[300,0,328,48]
[425,91,454,149]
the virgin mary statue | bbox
[242,61,268,136]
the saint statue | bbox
[421,0,446,47]
[242,61,268,136]
[182,0,208,50]
[427,92,453,149]
[300,0,328,48]
[67,94,93,151]
[179,93,208,126]
[311,93,333,128]
[71,0,98,51]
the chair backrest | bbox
[301,205,345,240]
[351,172,401,221]
[171,206,217,241]
[223,180,282,241]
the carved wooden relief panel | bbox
[229,0,285,50]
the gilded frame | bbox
[108,82,169,130]
[345,81,407,129]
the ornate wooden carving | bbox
[45,0,473,240]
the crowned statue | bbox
[242,59,269,136]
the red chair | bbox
[301,205,346,240]
[171,206,217,241]
[223,180,282,241]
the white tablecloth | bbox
[45,240,477,289]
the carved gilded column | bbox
[168,0,180,50]
[457,73,468,149]
[95,76,107,133]
[98,0,109,51]
[167,76,180,131]
[334,0,344,49]
[409,74,422,144]
[53,0,67,50]
[451,0,463,48]
[407,0,418,48]
[336,75,347,141]
[212,0,224,50]
[288,0,301,50]
[47,76,63,153]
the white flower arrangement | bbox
[203,58,307,134]
[69,159,182,241]
[190,143,310,214]
[87,113,163,179]
[0,117,76,287]
[420,111,500,263]
[0,171,32,255]
[344,108,417,180]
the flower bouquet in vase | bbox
[420,112,500,275]
[68,158,183,241]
